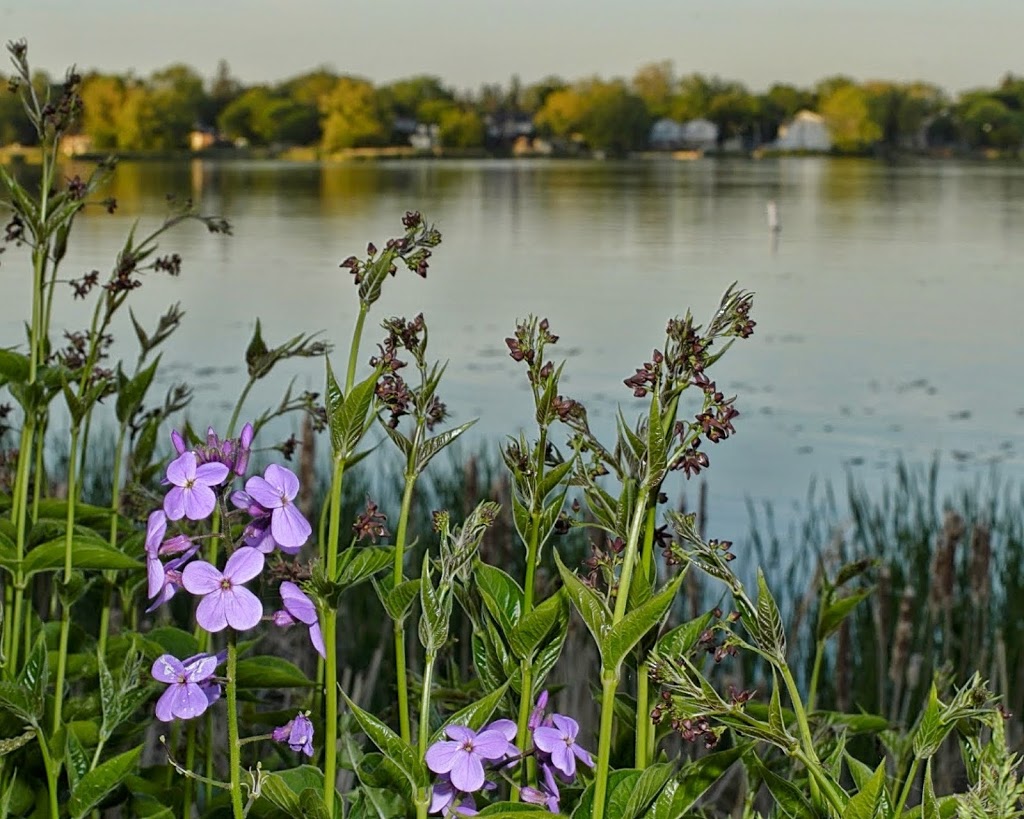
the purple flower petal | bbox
[551,714,579,739]
[170,681,211,720]
[183,653,220,682]
[425,740,462,774]
[166,451,196,486]
[280,581,317,625]
[309,622,326,659]
[201,681,222,706]
[429,776,456,814]
[449,751,485,794]
[163,486,187,521]
[147,556,165,600]
[182,483,217,520]
[573,743,594,769]
[155,686,179,722]
[470,729,512,762]
[486,719,517,740]
[223,547,265,584]
[145,511,167,558]
[195,591,228,632]
[195,461,230,487]
[271,503,311,549]
[171,429,187,455]
[244,476,281,510]
[223,585,263,631]
[182,561,223,595]
[265,464,300,499]
[444,725,476,743]
[273,609,297,627]
[152,654,185,684]
[531,726,562,755]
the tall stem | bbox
[892,757,921,819]
[635,502,657,767]
[591,670,619,819]
[7,420,34,675]
[226,378,256,438]
[780,664,822,807]
[807,640,825,714]
[97,426,127,657]
[52,424,80,732]
[392,470,418,745]
[226,632,245,819]
[418,651,436,759]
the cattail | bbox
[873,564,891,714]
[890,585,916,685]
[929,510,964,619]
[836,618,850,712]
[463,454,477,518]
[968,521,991,608]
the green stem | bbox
[38,728,60,819]
[323,454,346,814]
[808,640,824,714]
[97,426,127,658]
[226,633,244,819]
[780,665,822,807]
[7,420,34,675]
[226,377,256,438]
[346,304,369,389]
[591,670,619,819]
[612,499,650,625]
[52,424,80,732]
[635,503,657,767]
[183,721,197,817]
[892,757,921,819]
[791,747,846,815]
[392,470,417,744]
[418,651,436,759]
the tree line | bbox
[2,59,1023,156]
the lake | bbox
[7,157,1024,536]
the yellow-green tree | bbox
[820,83,881,153]
[80,73,127,149]
[438,107,484,148]
[320,76,390,151]
[536,79,649,155]
[632,61,675,119]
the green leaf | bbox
[554,552,611,652]
[619,762,675,819]
[327,362,379,459]
[22,538,140,575]
[235,657,312,688]
[356,752,413,803]
[663,743,749,818]
[840,761,885,819]
[475,562,524,639]
[645,393,668,489]
[913,684,946,758]
[655,610,714,657]
[115,355,160,425]
[261,765,326,813]
[416,420,477,474]
[0,349,29,385]
[146,627,199,660]
[430,682,511,745]
[920,760,939,819]
[538,457,575,502]
[298,788,332,819]
[97,651,116,733]
[336,546,395,588]
[902,796,959,819]
[342,690,428,790]
[817,589,872,642]
[605,770,643,819]
[245,318,269,378]
[0,730,35,756]
[574,770,636,819]
[601,572,684,671]
[419,558,450,651]
[19,636,48,706]
[749,756,817,819]
[477,809,561,818]
[380,420,413,460]
[756,568,786,660]
[65,729,89,792]
[845,753,877,793]
[0,682,41,724]
[768,675,787,737]
[374,576,420,623]
[67,744,142,818]
[508,588,569,660]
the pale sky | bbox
[2,0,1022,94]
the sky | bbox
[2,0,1022,94]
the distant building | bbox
[409,123,440,151]
[189,126,218,152]
[486,113,534,143]
[59,134,93,156]
[649,118,685,149]
[774,110,832,152]
[680,119,719,150]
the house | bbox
[680,119,719,150]
[189,126,217,152]
[409,123,440,151]
[59,134,93,156]
[649,118,685,149]
[774,110,831,152]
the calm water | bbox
[7,157,1024,534]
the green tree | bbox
[537,79,649,155]
[958,93,1023,150]
[217,86,273,143]
[0,75,37,144]
[521,76,566,115]
[632,60,675,119]
[820,83,881,152]
[320,76,390,151]
[381,75,452,119]
[145,64,207,149]
[78,73,127,149]
[439,107,484,148]
[707,84,757,147]
[670,73,719,121]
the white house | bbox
[680,118,719,150]
[649,118,685,149]
[774,110,832,152]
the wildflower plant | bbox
[0,37,1017,819]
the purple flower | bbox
[527,690,549,732]
[171,424,254,476]
[273,711,314,756]
[244,464,311,550]
[425,725,511,794]
[144,510,198,611]
[483,719,520,762]
[182,547,265,632]
[521,761,561,813]
[429,777,479,816]
[272,581,326,658]
[532,715,593,780]
[230,490,291,554]
[151,652,222,722]
[164,451,229,521]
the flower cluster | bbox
[147,423,321,755]
[424,693,593,815]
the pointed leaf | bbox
[508,587,568,659]
[245,318,269,378]
[23,538,140,575]
[336,546,395,588]
[65,730,89,792]
[645,394,668,488]
[748,755,817,819]
[756,568,786,660]
[67,744,142,818]
[619,762,675,819]
[475,562,524,639]
[115,355,160,424]
[920,760,939,819]
[342,690,428,789]
[430,682,511,745]
[416,420,477,474]
[655,611,714,658]
[602,572,684,671]
[374,576,420,623]
[840,761,885,819]
[817,589,872,642]
[664,741,750,817]
[554,552,611,653]
[332,370,380,458]
[235,657,312,688]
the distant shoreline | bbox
[2,144,1021,165]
